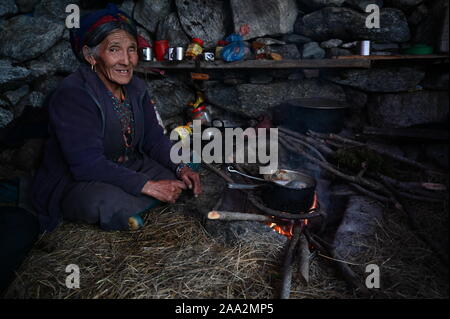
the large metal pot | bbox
[272,98,350,134]
[227,167,316,214]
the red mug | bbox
[154,40,169,61]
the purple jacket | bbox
[32,65,177,232]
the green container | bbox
[403,44,434,55]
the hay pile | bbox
[4,196,448,299]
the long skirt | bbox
[61,156,176,231]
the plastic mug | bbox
[154,40,169,61]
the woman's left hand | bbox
[179,167,202,197]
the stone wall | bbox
[0,0,448,167]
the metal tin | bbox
[204,52,215,61]
[167,47,175,61]
[359,40,371,56]
[175,47,184,61]
[168,47,184,61]
[141,47,153,61]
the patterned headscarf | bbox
[69,3,137,61]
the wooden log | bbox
[279,138,388,195]
[305,230,371,296]
[363,126,449,141]
[280,224,302,299]
[247,192,324,221]
[208,211,272,222]
[298,233,311,285]
[279,132,326,162]
[308,130,442,173]
[278,127,335,157]
[204,163,234,183]
[349,183,393,204]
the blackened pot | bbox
[228,169,316,214]
[272,98,350,134]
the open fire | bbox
[266,193,319,238]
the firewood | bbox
[298,233,311,285]
[363,126,449,141]
[279,131,328,161]
[305,230,371,296]
[377,177,449,266]
[207,211,272,222]
[307,130,442,173]
[204,163,234,183]
[278,126,335,157]
[280,224,302,299]
[279,138,388,195]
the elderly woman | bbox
[32,4,201,232]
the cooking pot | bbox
[227,167,316,214]
[272,98,350,134]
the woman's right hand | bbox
[141,180,187,204]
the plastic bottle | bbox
[186,38,204,59]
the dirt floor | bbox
[3,167,449,299]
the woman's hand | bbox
[178,167,202,197]
[141,180,187,204]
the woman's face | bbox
[92,29,138,87]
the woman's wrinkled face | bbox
[93,29,138,86]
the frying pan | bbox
[227,166,316,213]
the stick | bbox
[247,192,324,220]
[377,177,449,266]
[279,138,387,195]
[280,224,302,299]
[375,173,447,200]
[204,163,234,183]
[279,131,329,161]
[298,233,311,285]
[308,130,442,173]
[349,183,393,204]
[278,126,335,157]
[305,230,371,296]
[208,211,272,222]
[363,126,449,141]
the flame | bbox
[266,221,295,239]
[265,192,318,238]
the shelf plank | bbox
[135,58,372,71]
[335,54,449,60]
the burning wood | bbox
[207,210,272,222]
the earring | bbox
[91,64,96,72]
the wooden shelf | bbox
[335,54,449,61]
[135,58,372,71]
[135,54,449,73]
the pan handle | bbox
[227,166,266,182]
[227,183,268,190]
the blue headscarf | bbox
[69,3,135,61]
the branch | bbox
[280,224,302,299]
[247,192,324,220]
[204,163,234,183]
[208,211,272,222]
[279,138,387,195]
[280,132,327,162]
[308,130,442,173]
[278,127,335,157]
[305,230,371,296]
[298,233,311,285]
